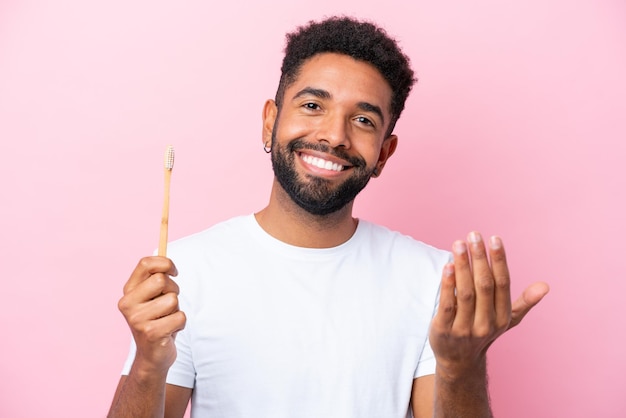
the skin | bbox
[108,257,190,418]
[108,52,549,418]
[424,234,549,417]
[255,53,397,247]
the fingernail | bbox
[468,231,482,243]
[444,263,455,277]
[489,235,502,250]
[453,240,467,255]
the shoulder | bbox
[357,220,450,263]
[353,220,450,290]
[354,221,447,308]
[164,214,256,263]
[169,214,252,247]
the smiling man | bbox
[259,52,397,237]
[108,17,548,418]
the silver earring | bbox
[263,141,271,153]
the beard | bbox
[270,132,375,216]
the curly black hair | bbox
[275,16,416,135]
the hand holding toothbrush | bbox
[116,145,184,374]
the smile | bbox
[300,154,345,172]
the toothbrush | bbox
[158,145,175,257]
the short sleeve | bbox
[414,337,436,378]
[165,327,196,388]
[414,274,442,379]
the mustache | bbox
[287,138,367,168]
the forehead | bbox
[286,53,393,113]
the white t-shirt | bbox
[122,215,449,417]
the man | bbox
[108,17,549,418]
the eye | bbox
[303,102,321,110]
[355,116,374,127]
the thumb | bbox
[509,281,550,329]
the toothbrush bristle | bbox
[165,145,175,170]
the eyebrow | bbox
[292,87,385,125]
[357,101,385,126]
[293,87,331,100]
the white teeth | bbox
[301,154,344,172]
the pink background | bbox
[1,0,625,416]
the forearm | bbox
[108,363,168,418]
[433,361,493,418]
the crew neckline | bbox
[245,214,367,259]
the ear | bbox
[262,99,278,147]
[372,135,398,178]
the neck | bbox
[255,179,358,248]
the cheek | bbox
[352,139,385,166]
[274,114,316,142]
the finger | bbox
[137,310,187,345]
[451,239,475,331]
[121,291,180,326]
[488,235,512,330]
[467,232,496,333]
[432,263,457,329]
[509,282,550,329]
[150,291,181,319]
[124,256,178,294]
[122,272,180,308]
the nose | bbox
[315,113,351,149]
